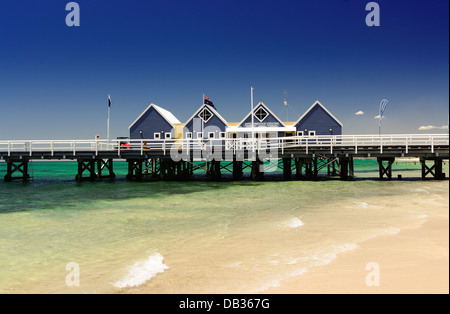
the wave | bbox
[113,253,169,289]
[284,217,304,228]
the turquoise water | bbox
[0,160,448,293]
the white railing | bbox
[0,134,448,157]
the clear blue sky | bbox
[0,0,448,139]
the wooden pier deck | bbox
[1,134,448,182]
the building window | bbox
[165,133,172,139]
[309,131,316,136]
[219,132,226,139]
[198,108,213,123]
[154,133,161,139]
[254,107,268,122]
[297,131,304,137]
[208,132,215,139]
[186,132,192,139]
[197,132,203,139]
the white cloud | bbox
[355,111,364,115]
[374,115,384,119]
[418,125,448,131]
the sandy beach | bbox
[264,215,449,294]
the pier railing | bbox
[0,134,448,158]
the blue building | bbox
[184,103,228,140]
[294,101,342,136]
[129,103,181,140]
[226,101,296,138]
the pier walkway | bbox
[0,134,448,182]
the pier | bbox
[0,134,448,182]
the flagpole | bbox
[107,94,111,148]
[251,86,255,156]
[202,93,205,141]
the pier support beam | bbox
[294,158,315,180]
[251,159,264,180]
[420,157,445,180]
[126,159,144,181]
[75,159,96,182]
[377,157,395,180]
[327,159,339,177]
[232,159,243,180]
[282,158,292,180]
[207,160,222,180]
[339,156,354,181]
[96,159,115,180]
[4,159,30,182]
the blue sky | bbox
[0,0,448,139]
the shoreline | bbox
[263,215,449,294]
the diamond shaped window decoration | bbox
[198,107,213,123]
[254,107,268,122]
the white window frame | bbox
[154,133,161,139]
[208,132,215,139]
[308,130,316,137]
[197,132,203,139]
[165,133,172,139]
[297,131,304,137]
[186,132,193,139]
[219,132,226,139]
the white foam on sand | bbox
[284,217,304,228]
[113,253,169,289]
[413,188,429,194]
[383,227,401,235]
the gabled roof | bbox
[185,103,228,126]
[294,100,343,127]
[238,101,285,127]
[129,103,181,129]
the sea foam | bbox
[113,253,169,288]
[285,217,304,228]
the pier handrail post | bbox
[73,141,76,156]
[29,141,32,157]
[405,136,409,154]
[380,136,383,154]
[51,141,54,157]
[8,141,11,156]
[431,135,434,153]
[306,139,308,155]
[141,140,144,156]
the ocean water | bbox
[0,159,448,293]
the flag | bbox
[378,99,388,126]
[204,95,216,109]
[108,95,111,107]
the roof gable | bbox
[294,100,343,127]
[238,101,285,127]
[185,103,228,126]
[129,103,181,129]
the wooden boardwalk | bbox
[1,134,448,182]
